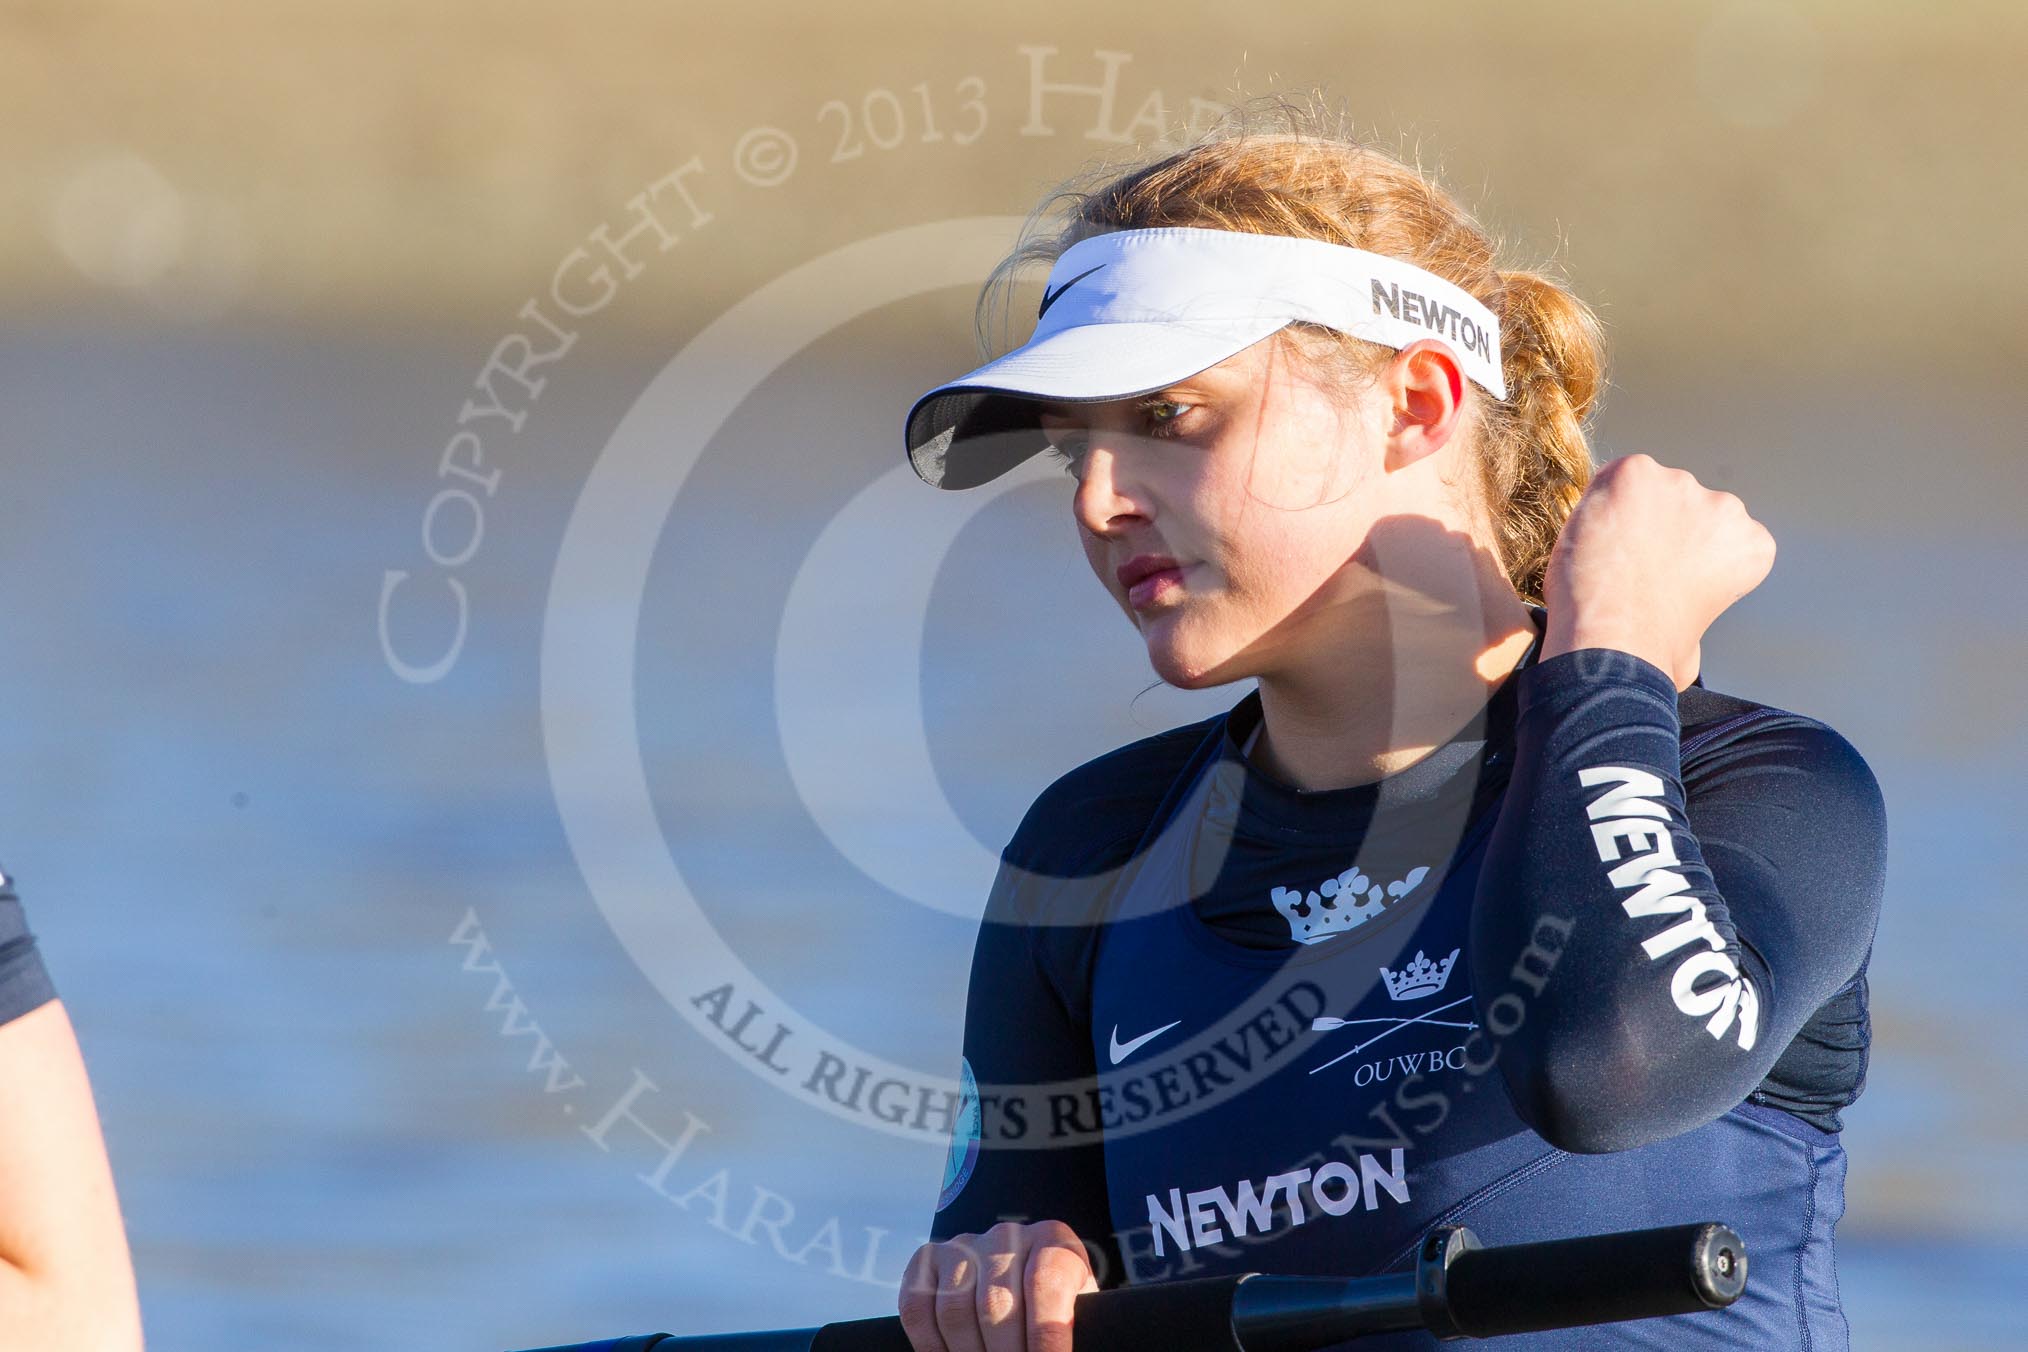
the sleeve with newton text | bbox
[1468,646,1888,1154]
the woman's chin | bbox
[1140,622,1237,690]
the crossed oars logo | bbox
[1308,995,1480,1075]
[1307,947,1477,1075]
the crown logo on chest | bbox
[1379,947,1460,1000]
[1271,864,1431,944]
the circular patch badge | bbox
[935,1056,982,1212]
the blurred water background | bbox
[1,3,2023,1349]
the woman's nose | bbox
[1071,439,1150,534]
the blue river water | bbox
[0,317,2020,1349]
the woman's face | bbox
[1036,334,1405,690]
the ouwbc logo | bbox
[1579,766,1760,1049]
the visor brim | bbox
[904,316,1288,489]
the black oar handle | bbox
[509,1219,1748,1352]
[1428,1221,1748,1339]
[810,1275,1250,1352]
[541,1284,1256,1352]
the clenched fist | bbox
[1539,453,1777,691]
[898,1221,1098,1352]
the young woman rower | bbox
[894,100,1887,1352]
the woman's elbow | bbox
[1499,1032,1723,1156]
[0,1250,145,1351]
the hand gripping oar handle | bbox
[510,1219,1748,1352]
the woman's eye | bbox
[1041,397,1191,475]
[1140,397,1192,435]
[1043,434,1086,474]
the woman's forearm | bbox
[1468,646,1885,1153]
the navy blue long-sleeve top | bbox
[928,605,1887,1349]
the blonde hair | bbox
[977,93,1605,608]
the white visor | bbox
[904,226,1505,490]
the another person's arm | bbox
[0,876,144,1350]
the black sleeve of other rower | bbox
[0,865,58,1026]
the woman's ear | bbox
[1384,339,1467,470]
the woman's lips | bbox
[1126,564,1187,609]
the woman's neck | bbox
[1245,595,1539,792]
